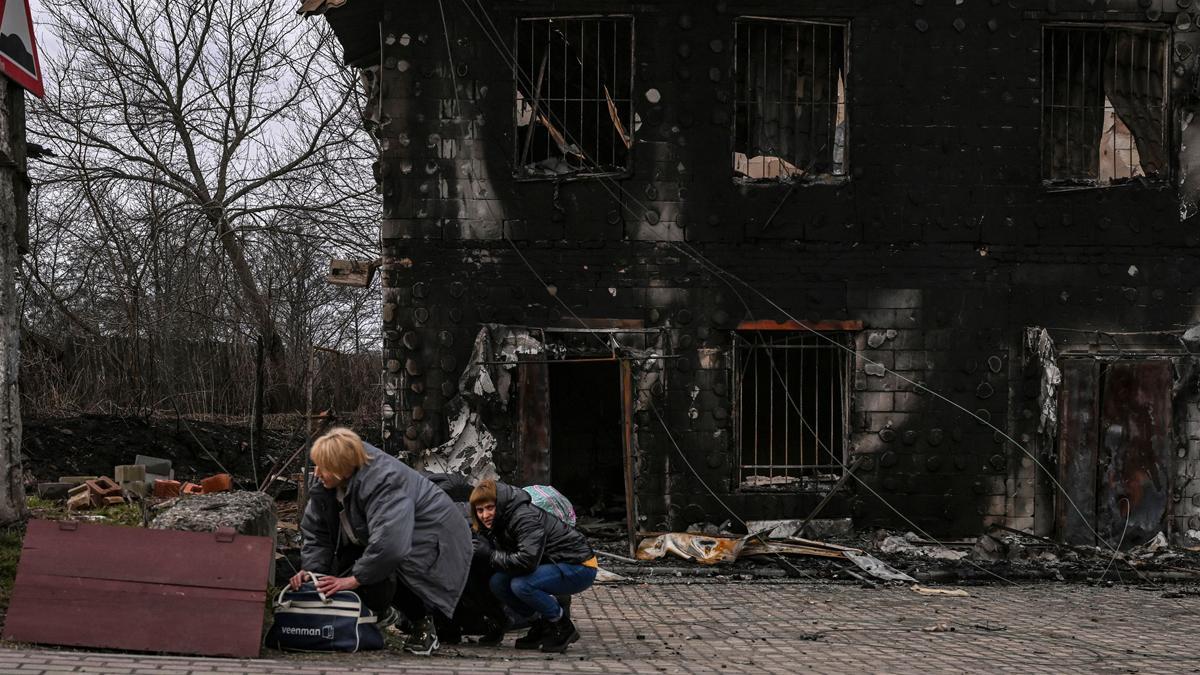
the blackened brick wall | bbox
[324,0,1200,536]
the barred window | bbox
[514,16,634,179]
[733,17,848,183]
[734,331,850,491]
[1042,25,1169,185]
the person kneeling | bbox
[292,428,472,656]
[470,479,597,653]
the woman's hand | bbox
[315,574,361,596]
[288,570,309,591]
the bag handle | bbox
[276,571,333,607]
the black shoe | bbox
[514,619,550,650]
[402,616,440,656]
[540,617,580,653]
[477,617,508,646]
[557,595,572,622]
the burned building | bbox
[301,0,1200,548]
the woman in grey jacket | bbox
[292,427,472,656]
[470,479,597,653]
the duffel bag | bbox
[264,572,384,652]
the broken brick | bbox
[153,480,182,498]
[181,483,203,495]
[200,474,232,494]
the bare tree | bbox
[31,0,373,371]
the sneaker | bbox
[402,616,440,656]
[513,619,550,650]
[539,616,580,653]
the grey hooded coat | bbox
[300,443,472,618]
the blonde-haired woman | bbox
[290,427,471,656]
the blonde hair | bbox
[469,479,498,531]
[310,427,371,481]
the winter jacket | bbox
[481,481,593,574]
[300,443,472,619]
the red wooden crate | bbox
[3,519,272,658]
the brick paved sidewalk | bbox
[0,581,1195,674]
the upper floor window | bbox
[513,16,634,179]
[1042,25,1169,185]
[733,17,848,184]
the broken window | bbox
[733,17,848,183]
[734,331,850,490]
[1042,25,1169,185]
[513,16,634,179]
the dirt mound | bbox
[21,415,316,484]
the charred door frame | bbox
[515,325,650,556]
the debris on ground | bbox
[66,477,125,510]
[879,532,969,561]
[911,584,969,597]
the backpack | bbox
[264,573,384,652]
[523,484,577,527]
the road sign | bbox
[0,0,42,97]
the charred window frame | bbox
[733,331,851,491]
[513,16,635,180]
[733,17,849,184]
[1041,24,1170,186]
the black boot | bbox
[539,616,580,653]
[513,619,550,650]
[477,615,508,646]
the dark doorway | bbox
[548,360,626,523]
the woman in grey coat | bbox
[292,427,472,656]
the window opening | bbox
[734,331,850,490]
[1042,25,1169,185]
[514,16,634,178]
[732,17,848,183]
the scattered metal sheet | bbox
[843,551,917,583]
[4,519,273,658]
[636,533,745,565]
[636,532,940,585]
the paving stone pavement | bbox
[0,581,1196,674]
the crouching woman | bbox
[292,428,472,656]
[469,479,597,653]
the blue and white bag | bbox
[264,572,384,652]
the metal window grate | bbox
[734,332,849,490]
[733,17,848,183]
[513,16,634,178]
[1041,25,1169,184]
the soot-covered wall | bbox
[317,0,1200,537]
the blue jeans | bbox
[489,563,597,621]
